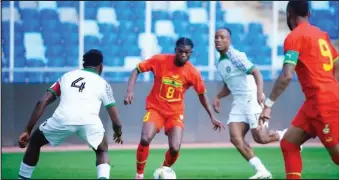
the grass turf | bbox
[2,147,338,179]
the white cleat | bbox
[249,170,272,179]
[135,173,144,179]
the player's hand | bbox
[124,92,134,105]
[18,132,30,148]
[211,118,225,132]
[257,92,265,107]
[259,106,271,126]
[213,97,221,113]
[113,132,123,144]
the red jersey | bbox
[283,22,339,104]
[137,54,206,115]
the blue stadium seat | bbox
[158,36,175,48]
[152,11,170,21]
[216,10,225,21]
[225,23,245,35]
[119,20,135,33]
[57,1,79,8]
[27,72,44,83]
[41,20,62,32]
[26,59,46,67]
[47,72,65,82]
[187,1,203,8]
[3,1,9,7]
[40,9,59,20]
[85,7,98,20]
[15,45,26,60]
[65,56,78,67]
[260,70,271,81]
[248,23,263,34]
[20,9,40,21]
[116,9,133,20]
[47,56,67,67]
[14,72,27,83]
[252,57,271,65]
[46,46,64,58]
[200,71,209,81]
[22,21,41,32]
[98,1,113,7]
[171,11,189,21]
[14,56,26,68]
[99,24,119,35]
[173,21,189,34]
[104,72,133,82]
[2,72,9,83]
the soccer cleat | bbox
[135,173,144,179]
[249,170,272,179]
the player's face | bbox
[175,45,192,66]
[214,29,230,52]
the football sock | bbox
[163,150,179,167]
[96,163,110,179]
[280,139,302,179]
[136,143,150,174]
[331,154,339,165]
[248,156,267,172]
[18,162,35,179]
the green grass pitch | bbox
[2,147,338,179]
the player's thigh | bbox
[77,123,105,150]
[228,114,249,138]
[39,117,77,146]
[142,109,166,134]
[164,113,184,136]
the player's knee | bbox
[140,135,152,146]
[169,143,181,155]
[230,137,244,148]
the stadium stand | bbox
[1,1,338,83]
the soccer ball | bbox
[153,166,176,179]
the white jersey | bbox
[47,68,116,125]
[216,46,262,114]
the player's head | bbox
[174,37,194,66]
[82,49,103,75]
[215,28,231,53]
[286,1,310,31]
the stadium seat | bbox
[83,20,102,38]
[311,1,330,10]
[155,20,177,38]
[2,7,21,22]
[188,8,208,24]
[19,1,38,9]
[24,33,46,62]
[168,1,187,12]
[14,72,27,83]
[187,1,203,8]
[38,1,58,11]
[171,11,189,21]
[151,2,168,11]
[58,8,78,24]
[97,8,119,26]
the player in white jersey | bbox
[213,28,288,179]
[17,49,123,179]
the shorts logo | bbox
[226,66,231,73]
[323,124,330,134]
[325,136,333,142]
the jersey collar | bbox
[82,68,99,75]
[219,46,234,62]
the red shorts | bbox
[292,100,339,147]
[142,108,184,135]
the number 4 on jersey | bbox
[71,77,86,92]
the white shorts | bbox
[39,117,105,150]
[227,113,269,129]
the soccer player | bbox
[260,1,339,179]
[213,27,288,179]
[17,49,123,179]
[124,37,225,179]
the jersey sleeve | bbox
[136,55,160,73]
[230,52,255,74]
[102,82,116,108]
[47,79,61,97]
[190,68,207,95]
[283,33,303,65]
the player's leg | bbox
[280,104,314,179]
[249,113,285,144]
[18,129,49,179]
[19,118,74,179]
[162,115,184,167]
[136,109,165,178]
[77,123,110,179]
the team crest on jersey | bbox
[323,124,330,134]
[226,66,231,73]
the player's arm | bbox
[191,70,225,130]
[102,83,123,143]
[216,83,231,99]
[125,56,157,105]
[265,34,300,108]
[24,82,60,134]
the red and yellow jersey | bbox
[137,54,206,115]
[283,22,339,103]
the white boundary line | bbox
[2,142,323,153]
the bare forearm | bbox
[127,69,139,93]
[253,70,264,94]
[269,75,292,101]
[199,94,214,119]
[217,84,230,99]
[107,106,122,128]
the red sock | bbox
[136,144,149,174]
[280,139,302,179]
[162,150,179,167]
[331,154,339,165]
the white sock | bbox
[249,157,267,172]
[97,163,110,179]
[18,162,35,179]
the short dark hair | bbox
[219,27,232,36]
[287,0,309,17]
[83,49,103,67]
[176,37,194,49]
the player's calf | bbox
[251,128,281,144]
[280,139,302,179]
